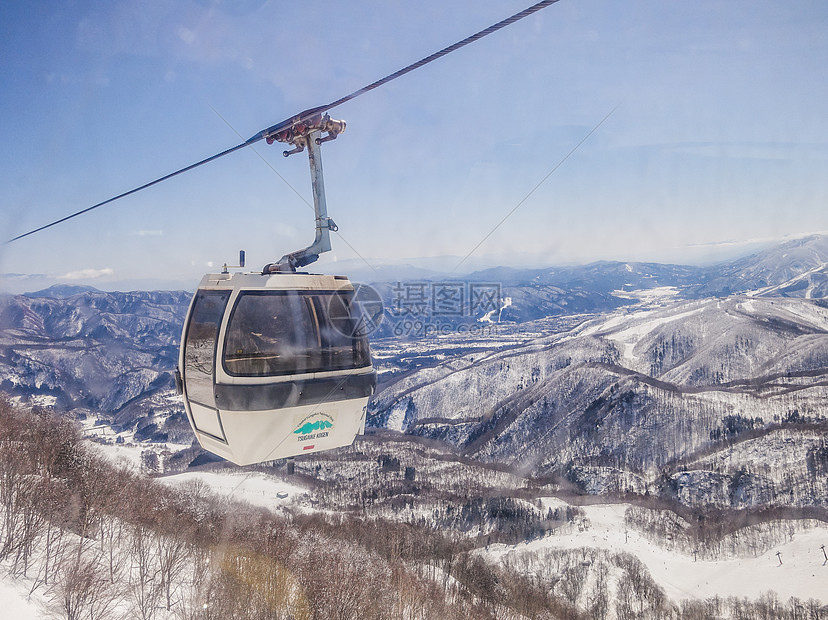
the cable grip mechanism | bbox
[260,114,346,273]
[265,113,346,157]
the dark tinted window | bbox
[321,292,371,369]
[223,291,371,377]
[183,291,230,404]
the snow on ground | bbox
[739,299,757,314]
[761,297,828,331]
[83,436,192,472]
[85,438,147,470]
[79,414,313,511]
[81,410,193,472]
[8,393,57,409]
[578,297,695,344]
[603,307,703,347]
[484,502,828,604]
[478,296,513,323]
[595,304,704,365]
[748,262,828,299]
[79,411,134,443]
[159,470,310,511]
[611,286,680,302]
[538,496,572,513]
[0,573,51,620]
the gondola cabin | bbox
[178,271,376,465]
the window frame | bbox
[221,289,371,378]
[182,289,231,405]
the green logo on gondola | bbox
[293,412,336,442]
[294,419,333,435]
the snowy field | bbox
[84,438,150,469]
[159,470,309,510]
[0,578,48,620]
[80,431,828,606]
[78,414,311,511]
[485,502,828,604]
[80,410,191,471]
[3,435,826,615]
[85,426,312,510]
[610,286,680,302]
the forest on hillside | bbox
[0,398,591,619]
[2,399,827,619]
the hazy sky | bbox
[1,0,827,292]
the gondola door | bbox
[182,290,231,443]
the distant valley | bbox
[2,234,828,615]
[2,234,828,468]
[371,295,828,510]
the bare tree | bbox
[156,531,191,612]
[130,524,162,620]
[52,542,122,620]
[199,546,309,620]
[559,563,588,606]
[0,414,33,560]
[586,561,609,619]
[172,544,212,620]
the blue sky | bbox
[1,0,827,292]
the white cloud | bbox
[684,231,828,250]
[57,268,114,281]
[177,26,196,45]
[134,230,164,237]
[0,273,47,282]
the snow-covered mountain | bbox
[4,239,828,618]
[694,234,828,298]
[2,236,828,497]
[441,235,828,322]
[370,295,828,509]
[0,286,190,424]
[372,236,828,333]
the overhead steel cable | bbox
[6,142,253,244]
[6,0,560,244]
[255,0,561,141]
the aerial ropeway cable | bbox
[7,0,563,466]
[6,0,560,244]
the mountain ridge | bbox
[369,295,828,510]
[1,234,827,493]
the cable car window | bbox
[223,291,371,377]
[183,291,230,404]
[319,293,371,370]
[224,291,318,376]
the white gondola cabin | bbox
[178,271,376,465]
[176,115,380,465]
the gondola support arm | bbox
[262,114,345,273]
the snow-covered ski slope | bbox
[484,502,827,604]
